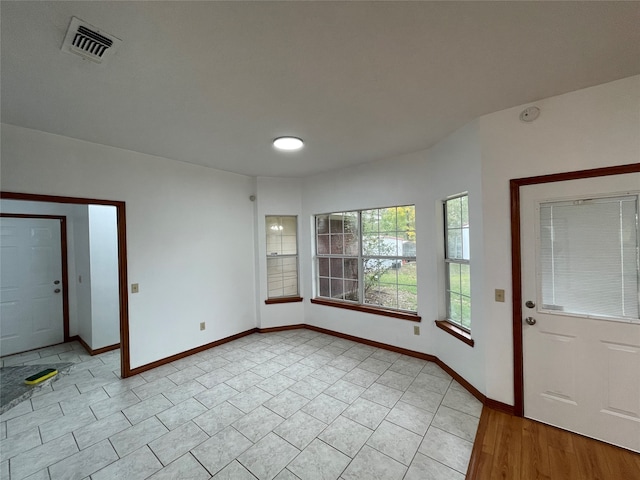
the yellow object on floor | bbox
[24,368,58,385]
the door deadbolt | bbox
[525,300,535,309]
[525,317,536,326]
[54,280,60,285]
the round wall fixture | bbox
[273,136,304,151]
[519,106,540,123]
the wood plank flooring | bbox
[467,407,640,479]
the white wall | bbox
[1,124,257,369]
[73,206,92,345]
[0,199,89,338]
[88,204,120,349]
[424,122,487,394]
[255,177,305,329]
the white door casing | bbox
[0,217,64,356]
[521,172,640,453]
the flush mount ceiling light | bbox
[273,136,304,151]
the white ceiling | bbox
[2,1,639,178]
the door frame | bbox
[0,192,131,378]
[510,162,640,417]
[0,213,70,343]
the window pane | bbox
[330,234,344,254]
[447,197,462,228]
[330,258,343,278]
[399,206,416,237]
[281,216,297,235]
[267,257,298,298]
[448,262,461,295]
[318,257,329,277]
[460,263,471,297]
[540,196,639,320]
[344,280,359,302]
[331,278,344,299]
[317,215,329,234]
[461,226,470,260]
[447,228,462,259]
[266,216,298,255]
[317,234,329,255]
[398,262,418,311]
[344,258,358,279]
[445,197,470,260]
[280,235,296,255]
[379,207,397,235]
[319,277,330,297]
[461,195,469,226]
[344,212,358,234]
[344,232,359,256]
[330,214,343,233]
[376,268,398,309]
[362,233,380,256]
[449,292,462,323]
[461,294,471,329]
[362,210,379,234]
[266,234,280,255]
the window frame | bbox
[313,205,419,320]
[265,215,301,303]
[443,193,472,333]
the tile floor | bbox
[0,329,482,480]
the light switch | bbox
[495,289,505,302]
[131,283,139,294]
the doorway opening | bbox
[0,192,131,378]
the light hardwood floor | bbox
[467,407,640,479]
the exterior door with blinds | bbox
[521,172,640,452]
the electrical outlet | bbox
[200,322,206,331]
[495,289,505,302]
[414,325,420,335]
[131,283,139,294]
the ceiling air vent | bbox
[61,17,121,64]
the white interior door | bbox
[521,172,640,452]
[1,217,64,356]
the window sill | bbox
[435,320,474,347]
[311,297,421,322]
[265,296,303,305]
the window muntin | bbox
[315,205,417,313]
[539,195,639,321]
[444,194,471,330]
[266,215,299,298]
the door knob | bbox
[54,288,61,293]
[525,317,536,326]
